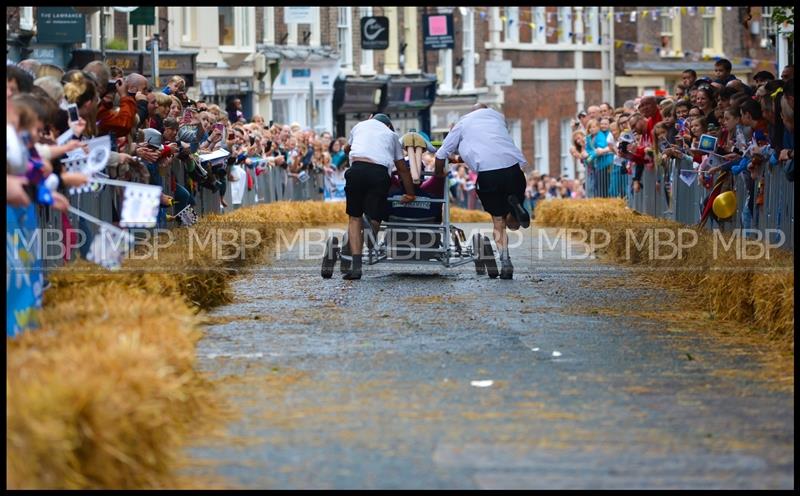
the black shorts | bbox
[345,161,391,221]
[476,164,526,217]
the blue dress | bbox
[586,131,614,197]
[7,204,44,337]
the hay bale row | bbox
[7,283,224,489]
[534,199,794,345]
[7,200,493,488]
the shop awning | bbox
[258,44,338,62]
[333,75,389,115]
[69,49,198,86]
[383,75,437,113]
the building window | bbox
[182,7,196,43]
[532,7,546,44]
[507,119,522,150]
[129,21,154,52]
[218,7,252,48]
[359,7,374,74]
[264,7,275,45]
[761,6,777,49]
[462,8,475,90]
[534,119,549,175]
[505,7,519,43]
[272,98,290,126]
[702,7,717,53]
[558,7,572,44]
[338,7,353,71]
[560,119,573,179]
[219,7,235,46]
[585,7,599,44]
[19,7,34,31]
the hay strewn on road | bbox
[7,201,491,488]
[534,198,794,347]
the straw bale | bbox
[534,198,794,349]
[7,283,223,489]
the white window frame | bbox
[438,49,453,92]
[309,7,321,47]
[507,119,522,150]
[585,7,599,45]
[701,7,723,56]
[505,7,519,43]
[462,8,475,90]
[219,7,254,51]
[338,7,353,71]
[359,7,375,75]
[761,6,777,48]
[558,7,572,44]
[264,7,275,45]
[560,119,574,179]
[532,7,546,44]
[176,7,199,46]
[20,7,34,31]
[128,18,154,52]
[534,119,549,175]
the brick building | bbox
[613,7,779,104]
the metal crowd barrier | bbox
[631,157,795,251]
[32,159,325,273]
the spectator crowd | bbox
[541,59,794,226]
[5,56,795,335]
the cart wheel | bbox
[321,236,339,279]
[481,236,499,279]
[471,233,486,275]
[340,233,352,273]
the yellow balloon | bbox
[712,191,737,220]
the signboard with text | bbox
[36,8,85,44]
[284,7,313,24]
[422,13,454,50]
[485,60,513,86]
[360,16,389,50]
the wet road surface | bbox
[185,224,793,489]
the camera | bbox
[618,141,630,154]
[250,135,256,146]
[107,79,122,96]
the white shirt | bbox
[347,119,405,172]
[435,108,528,173]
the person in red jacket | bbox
[97,73,148,138]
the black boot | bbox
[343,254,362,280]
[507,195,531,229]
[499,255,514,280]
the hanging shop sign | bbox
[36,8,85,44]
[360,16,389,50]
[422,13,454,50]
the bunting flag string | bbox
[465,6,779,67]
[475,6,746,27]
[613,38,775,67]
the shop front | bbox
[260,45,339,132]
[68,49,197,88]
[332,75,389,138]
[381,75,437,137]
[333,74,436,139]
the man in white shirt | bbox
[342,113,416,280]
[434,104,529,279]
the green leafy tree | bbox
[771,7,794,44]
